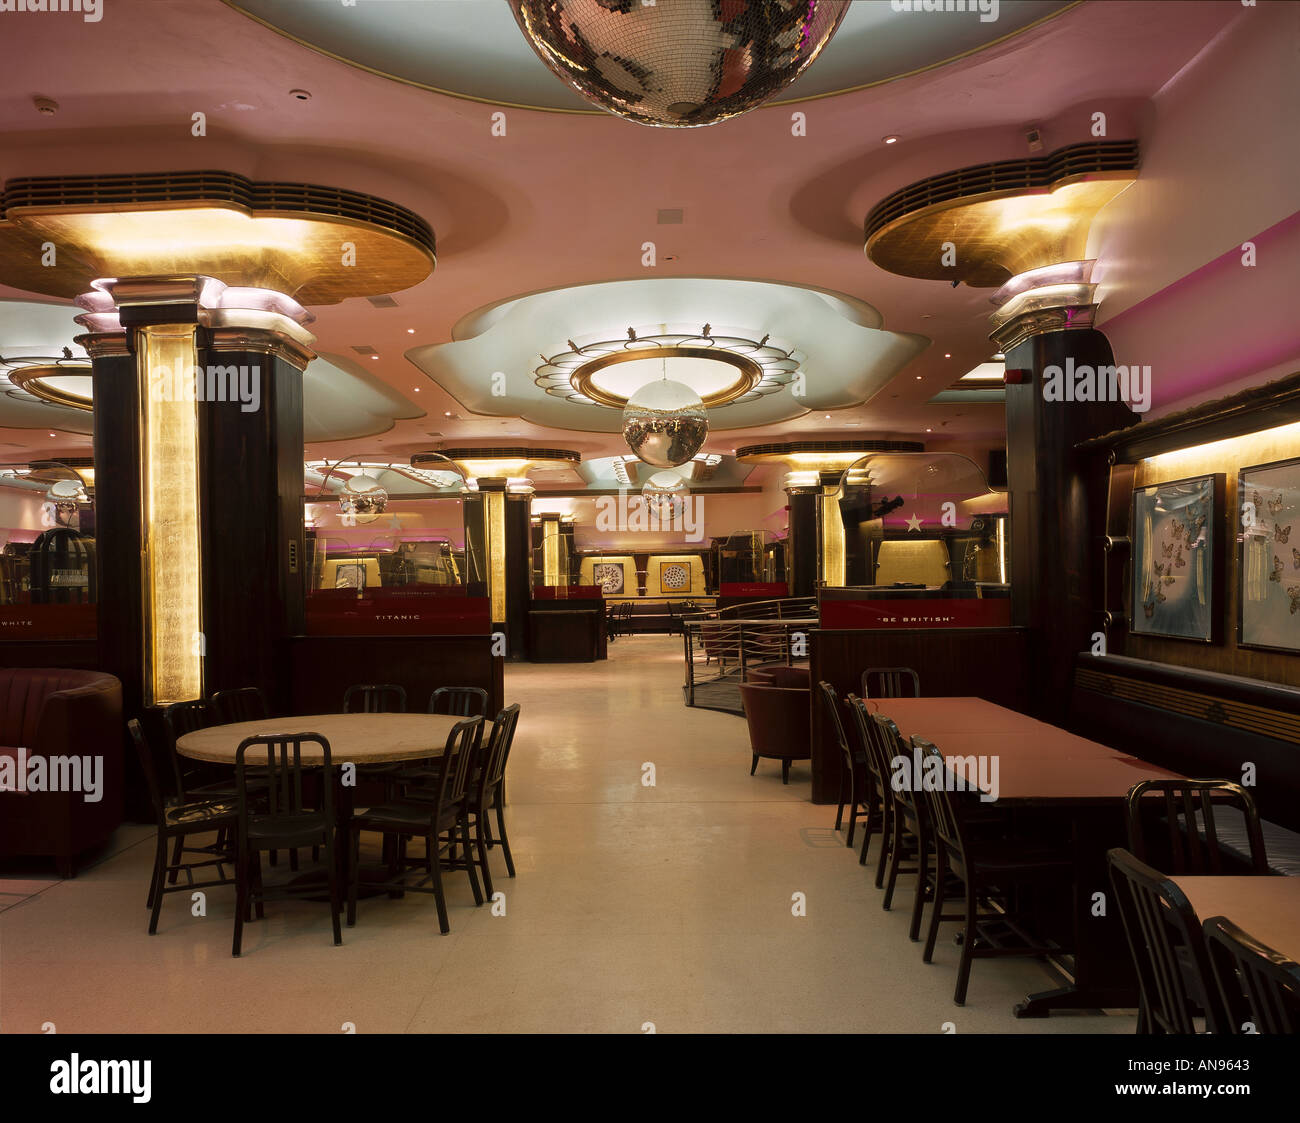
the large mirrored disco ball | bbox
[622,379,708,468]
[508,0,849,128]
[339,473,389,521]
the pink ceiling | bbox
[0,0,1251,468]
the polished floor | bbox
[0,637,1134,1033]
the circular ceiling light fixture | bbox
[622,375,708,470]
[507,0,849,128]
[535,326,799,408]
[3,358,93,411]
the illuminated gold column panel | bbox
[540,515,563,586]
[138,323,204,705]
[817,470,847,588]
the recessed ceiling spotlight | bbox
[48,431,56,437]
[926,428,933,433]
[944,353,952,358]
[407,328,415,334]
[883,135,899,144]
[915,375,923,380]
[289,89,312,101]
[444,411,453,417]
[413,388,420,393]
[825,414,831,419]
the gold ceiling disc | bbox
[0,172,436,304]
[864,141,1139,288]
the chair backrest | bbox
[211,686,269,724]
[861,666,920,699]
[877,715,922,818]
[343,683,407,714]
[476,704,521,807]
[161,699,208,798]
[441,717,484,808]
[428,686,489,717]
[846,695,891,795]
[816,681,852,768]
[1106,846,1224,1034]
[1126,779,1268,875]
[912,737,967,865]
[234,733,333,826]
[1203,914,1300,1034]
[128,718,169,824]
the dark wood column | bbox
[786,484,817,597]
[196,344,307,713]
[1003,327,1133,719]
[504,491,532,660]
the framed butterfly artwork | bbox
[1237,457,1300,653]
[1130,473,1225,643]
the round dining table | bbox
[176,712,463,766]
[176,712,470,902]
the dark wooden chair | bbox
[343,683,407,713]
[846,696,896,888]
[1126,779,1268,875]
[231,732,342,957]
[1107,846,1226,1033]
[915,736,1069,1005]
[1204,915,1300,1034]
[211,686,270,724]
[818,682,875,849]
[868,710,934,938]
[129,718,236,935]
[466,703,522,898]
[347,717,484,934]
[861,667,920,699]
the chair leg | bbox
[883,817,905,911]
[146,831,164,909]
[232,851,248,957]
[147,832,169,934]
[251,854,265,920]
[953,882,978,1006]
[495,803,516,877]
[924,850,947,964]
[781,758,791,785]
[845,776,858,847]
[461,815,483,906]
[834,772,845,830]
[910,836,930,942]
[346,829,359,928]
[474,814,494,901]
[874,801,891,889]
[429,836,450,934]
[166,837,183,885]
[324,832,342,947]
[751,754,759,776]
[858,805,873,867]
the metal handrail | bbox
[682,613,817,710]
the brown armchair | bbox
[739,681,812,784]
[748,666,810,689]
[0,668,124,876]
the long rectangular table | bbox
[874,696,1185,1017]
[1172,876,1300,961]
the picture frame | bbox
[1130,473,1224,643]
[320,557,381,591]
[1237,456,1300,653]
[593,561,625,596]
[659,560,691,593]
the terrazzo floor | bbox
[0,636,1136,1034]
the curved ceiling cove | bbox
[228,0,1074,112]
[408,278,929,435]
[0,300,420,443]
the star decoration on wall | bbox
[906,513,923,532]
